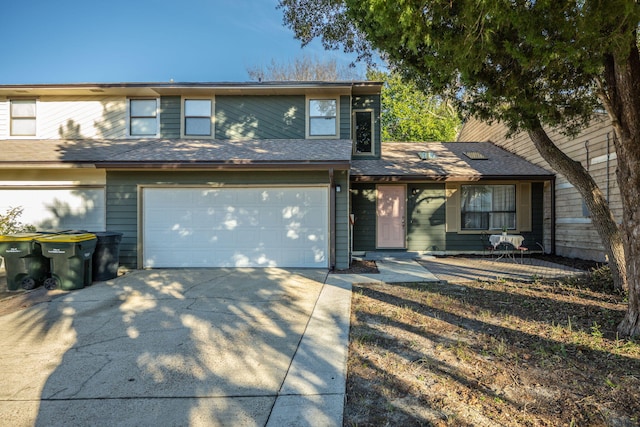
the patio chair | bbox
[480,232,495,259]
[516,242,528,263]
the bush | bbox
[0,207,36,234]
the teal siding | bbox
[340,95,351,139]
[335,170,350,269]
[106,170,342,269]
[407,184,446,251]
[215,96,305,139]
[352,94,381,159]
[351,184,377,251]
[160,96,181,138]
[445,182,545,251]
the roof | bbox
[0,81,383,97]
[0,138,353,170]
[351,142,554,181]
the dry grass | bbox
[344,271,640,426]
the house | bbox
[458,115,619,262]
[0,81,554,272]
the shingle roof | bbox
[351,142,554,180]
[0,138,353,168]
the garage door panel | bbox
[143,187,328,268]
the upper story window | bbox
[129,99,158,136]
[307,98,337,137]
[184,99,212,136]
[461,185,516,230]
[10,99,36,136]
[353,110,373,154]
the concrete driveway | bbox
[0,268,350,427]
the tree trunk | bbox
[527,125,628,296]
[601,43,640,338]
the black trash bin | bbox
[91,231,123,281]
[37,232,97,291]
[0,233,50,290]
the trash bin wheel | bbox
[21,277,37,290]
[44,277,58,290]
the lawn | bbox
[344,266,640,426]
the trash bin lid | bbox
[0,233,43,242]
[37,233,96,243]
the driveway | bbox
[0,268,350,427]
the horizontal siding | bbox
[340,95,351,140]
[407,184,446,252]
[215,95,305,139]
[0,99,7,138]
[37,96,126,139]
[160,96,181,138]
[107,170,333,268]
[351,184,377,251]
[335,170,349,269]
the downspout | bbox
[329,168,336,270]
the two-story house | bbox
[0,81,554,272]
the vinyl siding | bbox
[0,99,7,138]
[35,96,126,139]
[215,95,305,139]
[335,169,350,269]
[106,170,343,269]
[459,116,617,261]
[350,184,377,251]
[340,95,351,139]
[160,96,180,138]
[407,184,446,252]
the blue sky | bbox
[2,0,362,84]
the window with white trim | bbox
[184,99,212,136]
[10,99,36,136]
[308,98,337,137]
[353,110,373,153]
[461,185,516,230]
[129,99,158,136]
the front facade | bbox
[0,81,553,271]
[458,116,619,262]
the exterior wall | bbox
[350,181,543,253]
[0,99,8,137]
[25,96,126,139]
[214,95,305,139]
[459,116,618,261]
[351,94,381,159]
[160,96,181,138]
[106,170,347,269]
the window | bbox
[461,185,516,230]
[184,99,212,136]
[353,110,373,153]
[129,99,158,136]
[10,99,36,136]
[308,99,337,136]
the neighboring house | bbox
[0,81,553,271]
[458,115,620,262]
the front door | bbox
[376,185,406,248]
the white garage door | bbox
[0,188,106,231]
[143,187,329,268]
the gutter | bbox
[95,161,351,171]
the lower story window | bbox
[461,185,516,230]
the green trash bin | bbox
[37,233,97,291]
[0,233,50,291]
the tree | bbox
[246,55,361,81]
[278,0,640,336]
[368,69,460,142]
[0,207,35,234]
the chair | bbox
[516,242,528,263]
[480,232,495,259]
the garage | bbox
[142,186,329,268]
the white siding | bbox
[458,116,620,262]
[33,96,127,139]
[0,99,8,138]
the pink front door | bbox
[376,185,406,248]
